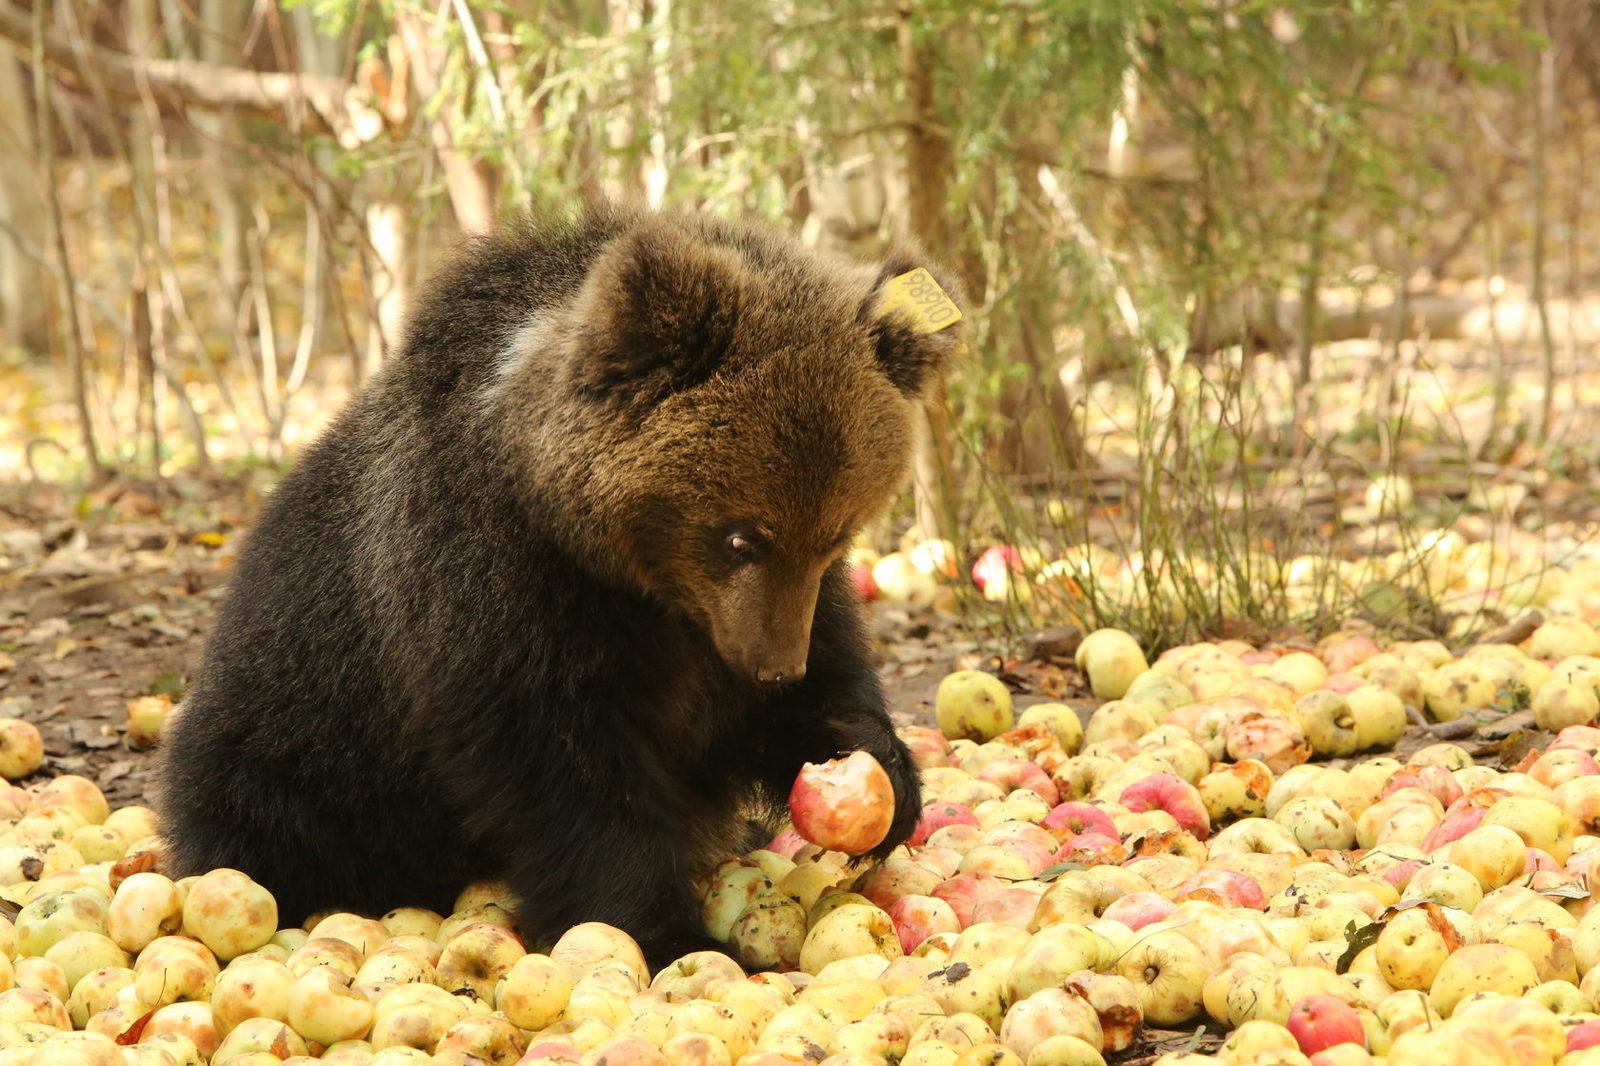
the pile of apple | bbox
[857,528,1600,642]
[7,617,1600,1064]
[700,617,1600,1066]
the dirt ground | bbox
[0,479,229,809]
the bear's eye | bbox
[720,525,766,563]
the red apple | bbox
[930,872,1007,928]
[1051,832,1128,866]
[1318,632,1381,674]
[913,845,963,880]
[1224,712,1312,774]
[984,820,1057,852]
[1567,1020,1600,1052]
[910,802,980,847]
[977,758,1061,805]
[1420,806,1484,852]
[1321,672,1366,695]
[927,823,983,853]
[1451,786,1513,814]
[765,829,808,858]
[789,751,895,855]
[1286,994,1365,1055]
[886,894,960,954]
[857,857,942,910]
[972,546,1024,592]
[1041,802,1119,841]
[1524,847,1561,874]
[1172,869,1265,910]
[1530,748,1599,788]
[902,727,953,770]
[971,886,1046,929]
[1381,765,1462,809]
[1100,891,1175,931]
[852,562,880,601]
[1002,839,1058,876]
[1376,857,1425,892]
[1550,725,1600,754]
[1120,773,1210,839]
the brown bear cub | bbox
[158,205,963,966]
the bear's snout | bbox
[706,570,818,687]
[720,631,811,686]
[755,662,807,685]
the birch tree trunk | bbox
[363,196,411,379]
[287,4,347,386]
[642,0,670,207]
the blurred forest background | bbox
[2,0,1600,645]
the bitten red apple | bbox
[789,751,895,855]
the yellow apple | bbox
[1428,944,1538,1016]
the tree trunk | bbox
[363,196,411,377]
[195,0,250,321]
[1529,0,1557,443]
[641,0,671,207]
[0,54,46,351]
[130,264,161,475]
[394,3,498,235]
[898,0,957,543]
[602,0,648,203]
[899,2,951,256]
[997,154,1089,478]
[126,0,163,474]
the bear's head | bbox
[517,214,964,684]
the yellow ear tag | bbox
[878,268,963,334]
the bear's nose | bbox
[757,664,807,684]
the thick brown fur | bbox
[157,205,963,966]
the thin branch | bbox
[0,0,382,142]
[0,215,129,335]
[32,4,102,482]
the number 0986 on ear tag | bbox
[877,268,963,334]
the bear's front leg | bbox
[426,717,730,972]
[492,802,731,971]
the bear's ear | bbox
[572,224,748,397]
[862,254,966,396]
